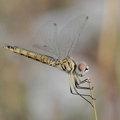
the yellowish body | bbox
[3,45,94,107]
[4,45,76,73]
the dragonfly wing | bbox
[32,21,59,58]
[57,14,88,59]
[32,44,57,56]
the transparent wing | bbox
[57,14,88,58]
[32,21,59,58]
[32,44,57,56]
[33,15,88,59]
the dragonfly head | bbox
[75,62,89,77]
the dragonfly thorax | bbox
[55,57,76,73]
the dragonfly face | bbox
[75,62,89,77]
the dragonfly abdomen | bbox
[3,45,76,73]
[4,45,56,67]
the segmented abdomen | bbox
[4,45,56,67]
[4,45,76,73]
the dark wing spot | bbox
[86,16,88,20]
[43,45,47,47]
[54,23,57,26]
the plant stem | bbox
[88,79,98,120]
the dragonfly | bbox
[3,14,95,107]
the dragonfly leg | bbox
[80,78,89,84]
[70,86,95,100]
[74,75,94,90]
[70,84,94,107]
[76,85,93,90]
[69,74,94,107]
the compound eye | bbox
[78,63,85,71]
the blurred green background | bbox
[0,0,120,120]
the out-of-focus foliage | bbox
[0,0,120,120]
[0,53,28,120]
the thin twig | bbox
[88,79,98,120]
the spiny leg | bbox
[74,75,94,90]
[69,74,94,107]
[73,75,95,100]
[71,81,94,107]
[75,74,90,84]
[69,85,94,100]
[75,74,89,84]
[74,75,95,100]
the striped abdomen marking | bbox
[4,45,56,67]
